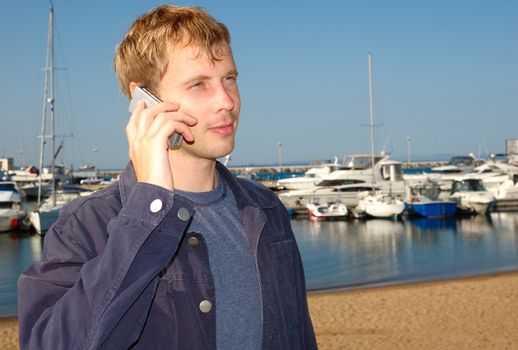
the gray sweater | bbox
[175,173,262,349]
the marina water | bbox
[1,212,518,316]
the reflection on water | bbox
[0,231,44,316]
[292,212,518,290]
[1,213,518,315]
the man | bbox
[18,5,317,349]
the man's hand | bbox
[126,101,197,190]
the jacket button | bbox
[199,300,212,313]
[149,199,163,213]
[187,236,200,247]
[177,207,191,221]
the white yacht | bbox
[354,193,405,219]
[278,157,405,211]
[0,182,25,232]
[30,188,87,235]
[280,182,377,210]
[449,178,495,214]
[276,159,343,190]
[491,173,518,201]
[29,203,60,235]
[306,201,348,221]
[403,155,478,192]
[317,154,388,185]
[471,162,518,201]
[443,160,518,212]
[10,164,68,199]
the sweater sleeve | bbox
[18,183,193,350]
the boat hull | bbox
[405,201,457,218]
[356,195,405,219]
[366,204,405,218]
[0,214,20,232]
[29,208,60,235]
[306,203,348,220]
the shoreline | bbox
[3,271,518,349]
[307,268,518,295]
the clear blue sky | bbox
[1,0,517,169]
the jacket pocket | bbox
[270,239,303,329]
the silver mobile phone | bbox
[129,86,183,148]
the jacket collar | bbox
[119,161,278,210]
[215,162,278,210]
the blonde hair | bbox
[114,5,231,99]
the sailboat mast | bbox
[367,53,376,184]
[49,1,56,207]
[37,2,54,206]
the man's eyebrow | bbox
[226,69,239,77]
[182,75,211,86]
[182,70,239,86]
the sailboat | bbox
[354,53,405,219]
[29,2,78,235]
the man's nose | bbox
[215,84,236,111]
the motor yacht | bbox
[404,180,457,218]
[278,157,405,211]
[0,182,25,232]
[449,178,495,215]
[403,155,479,192]
[276,159,343,190]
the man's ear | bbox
[129,82,139,96]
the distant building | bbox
[507,139,518,155]
[0,157,14,172]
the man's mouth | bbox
[210,123,234,136]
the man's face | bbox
[158,43,240,161]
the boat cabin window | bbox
[0,184,16,191]
[344,155,382,170]
[316,179,364,187]
[449,156,474,166]
[432,168,463,174]
[334,186,374,193]
[452,180,486,193]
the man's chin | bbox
[182,141,235,161]
[211,143,235,159]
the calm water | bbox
[1,212,518,316]
[294,212,518,290]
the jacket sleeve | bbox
[18,183,193,350]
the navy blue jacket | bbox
[18,162,317,349]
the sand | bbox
[2,272,518,349]
[308,272,518,349]
[0,317,18,350]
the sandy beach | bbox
[2,272,518,349]
[308,272,518,349]
[0,317,18,350]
